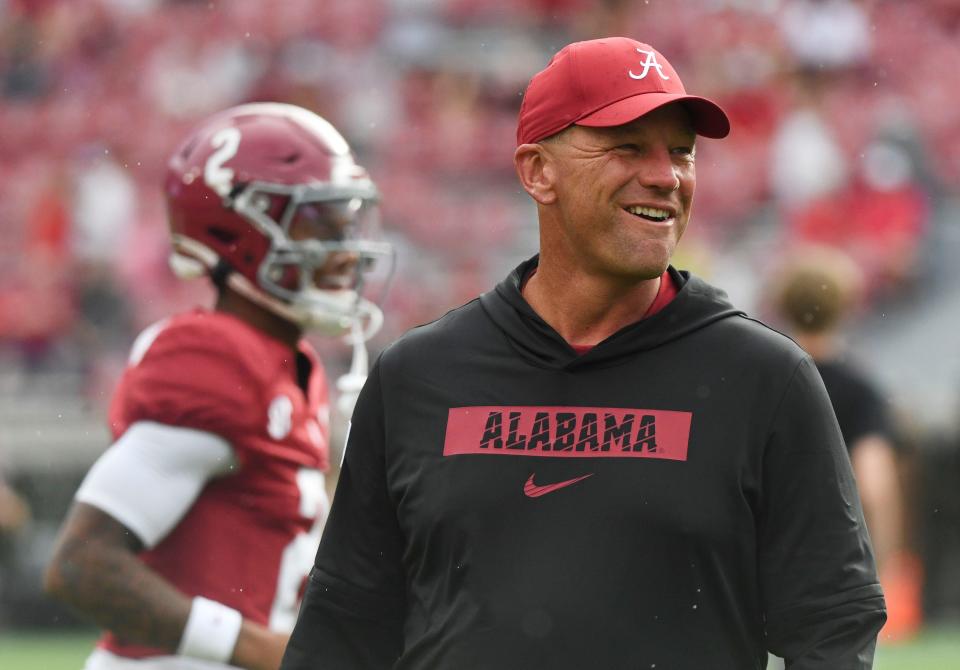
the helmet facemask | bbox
[227,178,395,339]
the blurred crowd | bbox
[2,0,958,392]
[2,0,960,632]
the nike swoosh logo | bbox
[523,473,593,498]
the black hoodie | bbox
[283,258,886,670]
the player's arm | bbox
[758,358,886,669]
[0,476,30,532]
[281,360,406,669]
[44,422,287,670]
[842,375,905,577]
[850,433,903,572]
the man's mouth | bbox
[624,205,672,222]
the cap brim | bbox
[576,93,730,139]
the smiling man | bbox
[282,37,886,670]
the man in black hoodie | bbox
[281,37,886,670]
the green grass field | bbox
[0,627,958,669]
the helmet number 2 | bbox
[204,127,242,197]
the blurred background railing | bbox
[1,0,959,659]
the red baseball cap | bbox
[516,37,730,145]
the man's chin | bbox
[612,255,671,282]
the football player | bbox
[44,103,392,670]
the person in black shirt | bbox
[281,37,885,669]
[770,246,919,642]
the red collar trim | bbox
[571,270,678,355]
[520,267,678,355]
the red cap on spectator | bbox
[517,37,730,145]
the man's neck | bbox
[521,262,661,348]
[793,331,838,362]
[215,286,303,352]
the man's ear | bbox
[514,143,557,205]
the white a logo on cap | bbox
[629,49,670,81]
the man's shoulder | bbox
[382,297,488,359]
[110,310,280,437]
[674,273,805,365]
[817,358,875,390]
[150,309,272,352]
[129,309,282,378]
[704,310,810,369]
[817,358,886,411]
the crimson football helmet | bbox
[164,102,393,338]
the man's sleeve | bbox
[281,360,405,669]
[759,357,887,669]
[844,371,894,448]
[75,421,236,548]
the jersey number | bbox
[269,468,327,631]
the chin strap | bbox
[336,320,370,419]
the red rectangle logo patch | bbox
[444,406,691,460]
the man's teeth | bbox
[626,205,671,220]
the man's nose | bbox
[324,251,360,275]
[637,148,680,192]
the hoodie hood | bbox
[479,255,744,370]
